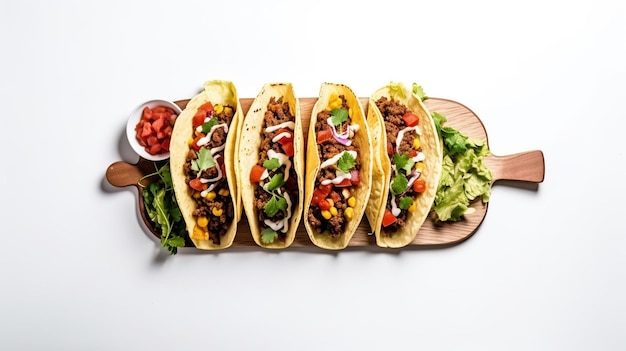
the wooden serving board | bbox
[106,97,545,249]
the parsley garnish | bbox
[201,118,218,133]
[391,173,408,195]
[191,147,216,173]
[330,108,348,126]
[261,228,279,244]
[140,163,187,255]
[399,196,413,210]
[337,152,356,173]
[263,193,287,217]
[263,158,280,170]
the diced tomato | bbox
[316,127,333,143]
[329,191,341,204]
[408,149,417,158]
[318,199,331,211]
[381,209,397,227]
[387,142,394,155]
[275,129,293,144]
[413,179,426,193]
[189,178,206,191]
[141,122,152,138]
[152,117,165,133]
[199,101,214,113]
[192,110,206,127]
[191,135,204,150]
[148,143,161,155]
[281,141,294,157]
[318,183,333,197]
[311,188,327,206]
[335,178,352,187]
[142,106,153,120]
[350,169,360,185]
[250,165,266,183]
[134,104,177,156]
[402,112,419,127]
[146,135,158,146]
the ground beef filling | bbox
[254,97,298,241]
[307,96,360,237]
[184,104,235,244]
[375,96,421,235]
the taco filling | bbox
[184,101,235,244]
[249,97,298,244]
[375,96,427,234]
[307,94,361,237]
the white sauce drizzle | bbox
[272,131,292,143]
[267,149,291,182]
[266,121,295,133]
[395,125,421,150]
[321,170,352,186]
[197,123,229,147]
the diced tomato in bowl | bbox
[126,99,182,161]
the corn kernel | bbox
[218,188,230,196]
[214,104,224,114]
[197,216,208,228]
[408,202,417,213]
[326,198,334,208]
[413,137,421,149]
[192,226,207,240]
[321,210,331,219]
[212,208,223,217]
[330,206,338,216]
[344,207,354,220]
[204,191,216,200]
[188,138,194,145]
[223,106,233,116]
[415,162,424,172]
[347,196,356,208]
[193,191,201,199]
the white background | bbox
[1,0,625,350]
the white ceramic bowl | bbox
[126,99,183,161]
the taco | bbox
[365,82,443,248]
[239,83,304,248]
[170,80,242,250]
[303,83,373,250]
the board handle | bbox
[106,160,145,188]
[484,150,545,183]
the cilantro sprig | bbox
[330,108,348,126]
[263,193,287,217]
[393,153,415,175]
[261,228,279,244]
[391,173,408,195]
[337,152,356,173]
[201,117,219,133]
[191,147,216,173]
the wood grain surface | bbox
[106,97,545,250]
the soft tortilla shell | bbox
[238,83,304,248]
[170,80,242,250]
[303,83,373,250]
[366,83,443,248]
